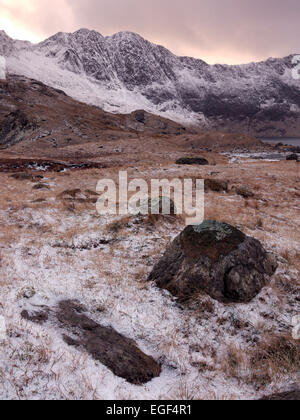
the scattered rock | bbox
[205,179,228,192]
[21,300,161,385]
[10,172,43,182]
[21,287,36,299]
[85,189,99,196]
[0,110,36,148]
[260,389,300,400]
[32,198,47,203]
[286,153,299,161]
[149,220,277,303]
[235,185,255,198]
[176,157,209,165]
[52,237,113,251]
[59,189,81,198]
[32,183,50,190]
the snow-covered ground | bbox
[0,164,298,400]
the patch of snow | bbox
[0,55,6,80]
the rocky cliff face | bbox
[1,28,300,136]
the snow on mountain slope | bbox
[0,56,6,79]
[1,28,300,135]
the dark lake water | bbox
[261,138,300,146]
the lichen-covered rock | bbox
[149,220,277,303]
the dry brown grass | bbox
[221,333,300,389]
[248,333,300,387]
[105,216,132,234]
[224,344,246,380]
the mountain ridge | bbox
[1,28,300,136]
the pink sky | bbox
[0,0,299,64]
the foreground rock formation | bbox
[21,300,161,385]
[149,220,278,303]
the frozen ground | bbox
[0,158,299,400]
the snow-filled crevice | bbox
[0,55,6,80]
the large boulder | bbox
[149,220,277,303]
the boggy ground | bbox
[0,147,299,400]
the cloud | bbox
[0,0,300,64]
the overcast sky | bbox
[0,0,299,64]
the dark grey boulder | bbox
[176,157,209,165]
[260,389,300,400]
[149,220,277,303]
[286,153,299,161]
[205,179,229,192]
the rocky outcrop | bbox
[149,220,277,303]
[235,185,255,198]
[0,110,36,148]
[21,300,161,385]
[205,179,229,192]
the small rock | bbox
[176,157,209,165]
[205,179,228,192]
[260,389,300,400]
[32,183,50,190]
[21,309,49,324]
[286,153,299,161]
[22,287,36,299]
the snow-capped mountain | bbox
[1,28,300,136]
